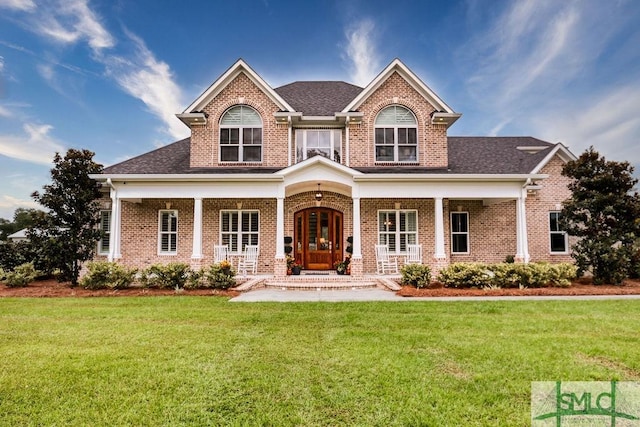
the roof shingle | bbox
[274,81,363,116]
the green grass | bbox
[1,297,639,426]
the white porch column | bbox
[515,194,530,263]
[352,196,362,258]
[108,189,121,261]
[434,197,446,259]
[276,196,285,257]
[191,197,203,259]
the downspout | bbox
[345,117,350,167]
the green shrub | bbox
[197,261,236,290]
[140,262,192,289]
[80,261,137,290]
[437,263,494,288]
[400,264,431,288]
[438,262,577,289]
[4,262,39,287]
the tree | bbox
[30,149,103,285]
[0,208,43,241]
[560,147,640,284]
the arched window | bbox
[219,106,262,162]
[374,105,417,162]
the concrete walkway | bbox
[229,288,640,302]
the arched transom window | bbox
[374,105,417,162]
[219,106,262,162]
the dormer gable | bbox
[176,59,294,126]
[343,58,461,128]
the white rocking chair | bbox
[237,245,259,275]
[404,244,422,265]
[375,244,398,274]
[213,244,228,264]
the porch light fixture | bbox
[315,183,323,202]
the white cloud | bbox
[534,85,640,170]
[0,123,64,164]
[0,194,39,212]
[102,30,187,140]
[0,0,35,11]
[343,19,380,86]
[25,0,114,53]
[0,105,12,118]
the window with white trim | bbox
[98,210,111,255]
[158,210,178,255]
[219,105,262,162]
[375,105,418,162]
[221,210,259,253]
[451,212,469,254]
[378,210,417,253]
[549,211,568,253]
[294,129,342,163]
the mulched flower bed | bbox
[0,279,239,298]
[396,277,640,297]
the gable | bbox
[180,59,293,118]
[343,59,461,128]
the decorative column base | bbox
[190,257,204,271]
[274,256,287,278]
[431,257,449,279]
[349,256,363,278]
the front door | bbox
[294,208,343,270]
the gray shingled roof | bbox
[274,81,363,116]
[102,136,556,175]
[447,136,554,174]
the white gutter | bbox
[91,174,284,182]
[354,173,549,182]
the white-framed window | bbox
[158,210,178,255]
[220,210,259,253]
[98,210,111,255]
[451,212,469,254]
[374,105,418,163]
[549,211,568,253]
[378,210,417,253]
[219,105,262,162]
[295,129,342,163]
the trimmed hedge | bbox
[400,264,432,289]
[2,262,39,288]
[80,261,138,290]
[140,262,192,289]
[437,262,577,289]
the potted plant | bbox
[334,256,350,275]
[286,255,303,275]
[291,261,303,275]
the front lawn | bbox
[1,297,638,426]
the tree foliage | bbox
[29,149,103,285]
[560,147,640,284]
[0,208,42,241]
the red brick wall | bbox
[349,72,448,168]
[189,72,289,168]
[526,156,574,262]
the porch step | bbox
[263,274,380,290]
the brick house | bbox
[91,58,576,277]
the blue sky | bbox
[0,0,639,220]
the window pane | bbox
[384,128,394,144]
[230,128,239,144]
[220,128,230,144]
[243,146,261,161]
[551,233,566,252]
[407,128,417,143]
[399,147,417,161]
[452,213,468,233]
[452,234,468,253]
[221,146,239,162]
[375,128,385,144]
[376,146,394,161]
[549,212,560,232]
[398,128,407,144]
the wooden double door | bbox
[294,208,343,270]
